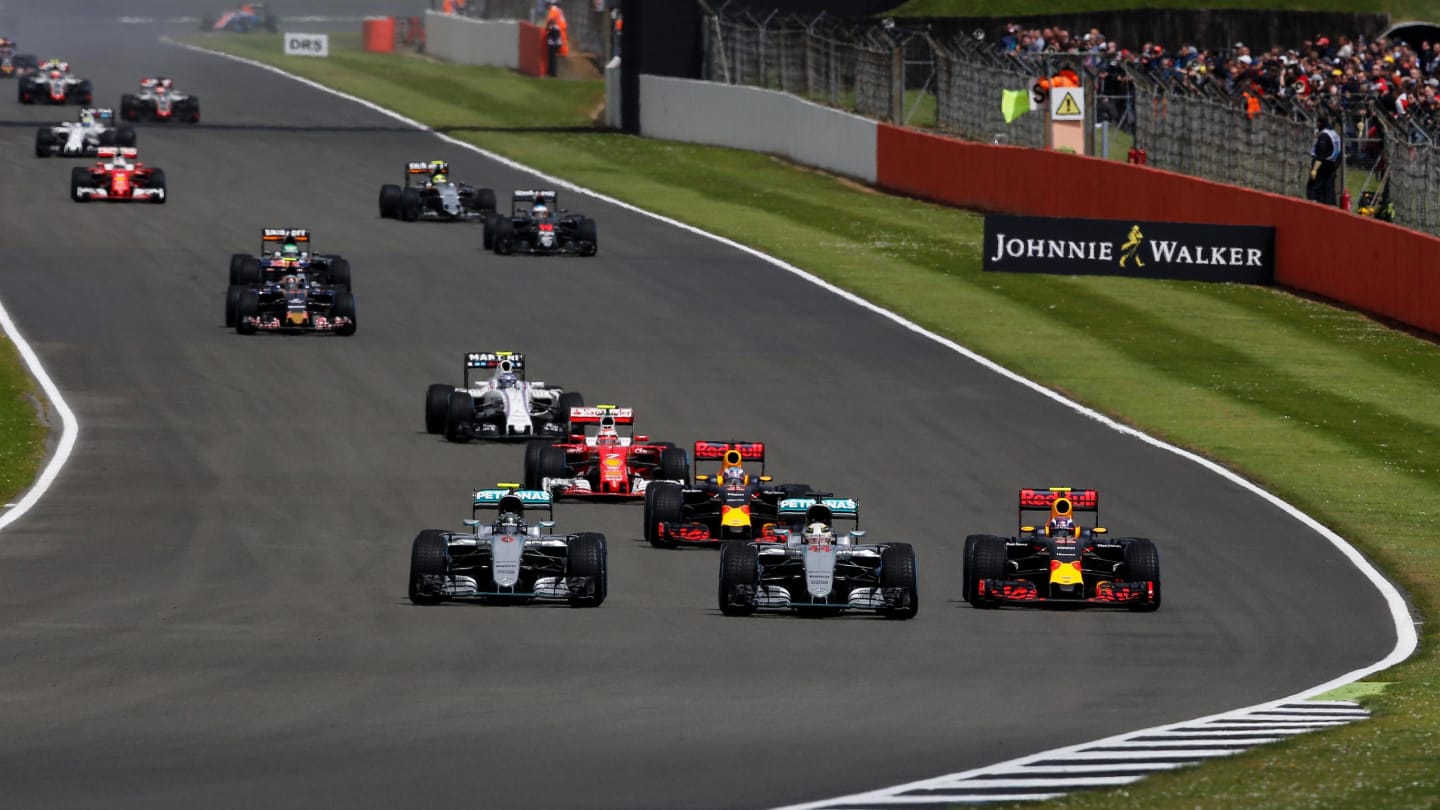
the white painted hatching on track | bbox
[163,38,1417,809]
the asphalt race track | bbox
[0,4,1400,809]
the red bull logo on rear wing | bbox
[1018,487,1098,511]
[693,440,765,464]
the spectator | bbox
[1308,113,1341,205]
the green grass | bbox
[190,33,1440,809]
[888,0,1440,17]
[0,336,48,505]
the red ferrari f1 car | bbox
[69,147,166,203]
[523,406,688,501]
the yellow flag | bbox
[1001,89,1030,124]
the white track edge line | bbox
[0,294,79,532]
[162,38,1420,809]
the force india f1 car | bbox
[19,60,92,105]
[717,497,918,619]
[524,406,689,500]
[379,160,497,222]
[36,108,136,157]
[120,77,200,123]
[963,487,1161,611]
[427,351,584,442]
[408,485,606,607]
[645,440,825,548]
[70,147,165,203]
[486,189,598,256]
[225,229,355,335]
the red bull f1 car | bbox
[120,77,200,123]
[717,497,918,619]
[486,189,598,256]
[963,487,1161,611]
[644,440,825,548]
[379,160,496,222]
[19,60,92,104]
[69,147,166,203]
[426,351,583,442]
[523,406,689,501]
[408,485,606,607]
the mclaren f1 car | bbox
[486,189,597,256]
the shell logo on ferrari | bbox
[603,457,622,468]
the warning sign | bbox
[1050,89,1084,120]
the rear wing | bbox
[82,107,114,119]
[512,189,558,215]
[568,405,634,425]
[1018,487,1099,529]
[407,160,447,185]
[693,440,765,464]
[465,351,524,370]
[262,228,310,243]
[777,497,860,527]
[471,486,553,519]
[95,146,138,160]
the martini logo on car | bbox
[983,215,1275,283]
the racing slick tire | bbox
[565,532,607,607]
[74,79,92,105]
[476,187,497,213]
[235,290,259,334]
[555,391,584,434]
[69,166,88,202]
[116,126,137,147]
[326,257,352,291]
[425,384,454,435]
[879,542,919,620]
[18,81,32,104]
[658,446,690,483]
[523,438,553,489]
[408,529,450,605]
[332,291,357,336]
[378,184,402,219]
[399,186,422,222]
[538,446,569,488]
[482,213,497,250]
[576,217,598,256]
[229,254,252,285]
[98,129,116,147]
[645,481,685,548]
[492,217,514,255]
[718,540,758,616]
[224,284,245,328]
[34,127,54,157]
[120,94,141,121]
[962,534,985,603]
[966,535,1008,608]
[180,97,200,123]
[443,391,474,443]
[148,168,168,204]
[1122,538,1161,612]
[233,256,262,286]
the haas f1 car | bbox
[524,406,689,500]
[427,351,583,443]
[70,147,166,203]
[225,229,356,335]
[717,497,918,619]
[120,77,200,123]
[19,61,92,105]
[645,440,825,548]
[963,488,1161,611]
[36,108,136,157]
[486,189,597,256]
[408,485,606,607]
[379,160,496,222]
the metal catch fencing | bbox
[1380,113,1440,234]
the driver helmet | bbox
[79,109,95,126]
[110,153,130,168]
[803,521,832,545]
[1048,516,1076,537]
[722,466,746,486]
[496,371,518,389]
[431,172,448,185]
[596,425,619,445]
[281,274,302,291]
[281,241,301,261]
[494,511,522,535]
[531,203,549,219]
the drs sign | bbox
[284,33,330,57]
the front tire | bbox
[576,217,598,256]
[235,290,259,334]
[332,291,357,335]
[966,535,1007,608]
[34,127,53,157]
[408,529,449,605]
[645,481,684,548]
[1123,538,1161,612]
[378,183,402,218]
[523,438,551,489]
[443,390,473,443]
[148,168,167,204]
[879,542,919,619]
[565,532,607,607]
[718,540,758,616]
[425,384,453,435]
[69,166,88,202]
[224,284,244,328]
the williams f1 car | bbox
[486,189,598,256]
[225,230,355,334]
[408,485,606,606]
[36,108,135,157]
[963,487,1160,611]
[524,406,689,500]
[645,440,824,548]
[19,60,92,105]
[120,77,200,123]
[70,147,165,203]
[717,497,918,619]
[427,351,583,442]
[379,160,496,222]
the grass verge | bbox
[190,33,1440,809]
[0,335,48,506]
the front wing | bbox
[973,577,1157,608]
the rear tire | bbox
[326,257,352,291]
[879,542,919,619]
[967,535,1007,608]
[117,126,137,147]
[378,184,402,218]
[408,529,449,605]
[224,284,244,328]
[554,390,583,434]
[538,446,569,489]
[718,540,758,616]
[476,187,497,212]
[565,532,607,607]
[400,186,421,221]
[645,481,684,548]
[1123,538,1161,612]
[425,384,453,435]
[443,391,473,443]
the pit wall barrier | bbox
[638,76,877,184]
[517,21,547,77]
[423,10,519,68]
[874,124,1440,335]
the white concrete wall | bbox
[604,57,622,130]
[638,75,877,184]
[424,11,519,69]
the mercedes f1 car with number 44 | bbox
[36,107,135,157]
[379,160,496,222]
[645,440,825,548]
[524,406,689,500]
[486,189,597,256]
[963,487,1160,611]
[427,351,583,442]
[120,77,200,123]
[408,484,606,607]
[717,497,918,619]
[70,147,165,203]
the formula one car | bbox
[226,228,352,292]
[379,160,497,222]
[199,3,279,32]
[487,189,598,256]
[428,351,583,443]
[963,487,1161,611]
[120,77,200,123]
[36,108,135,157]
[525,406,689,500]
[645,440,825,548]
[225,229,355,334]
[18,60,92,105]
[1,40,38,78]
[717,496,918,619]
[69,147,166,203]
[408,484,606,606]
